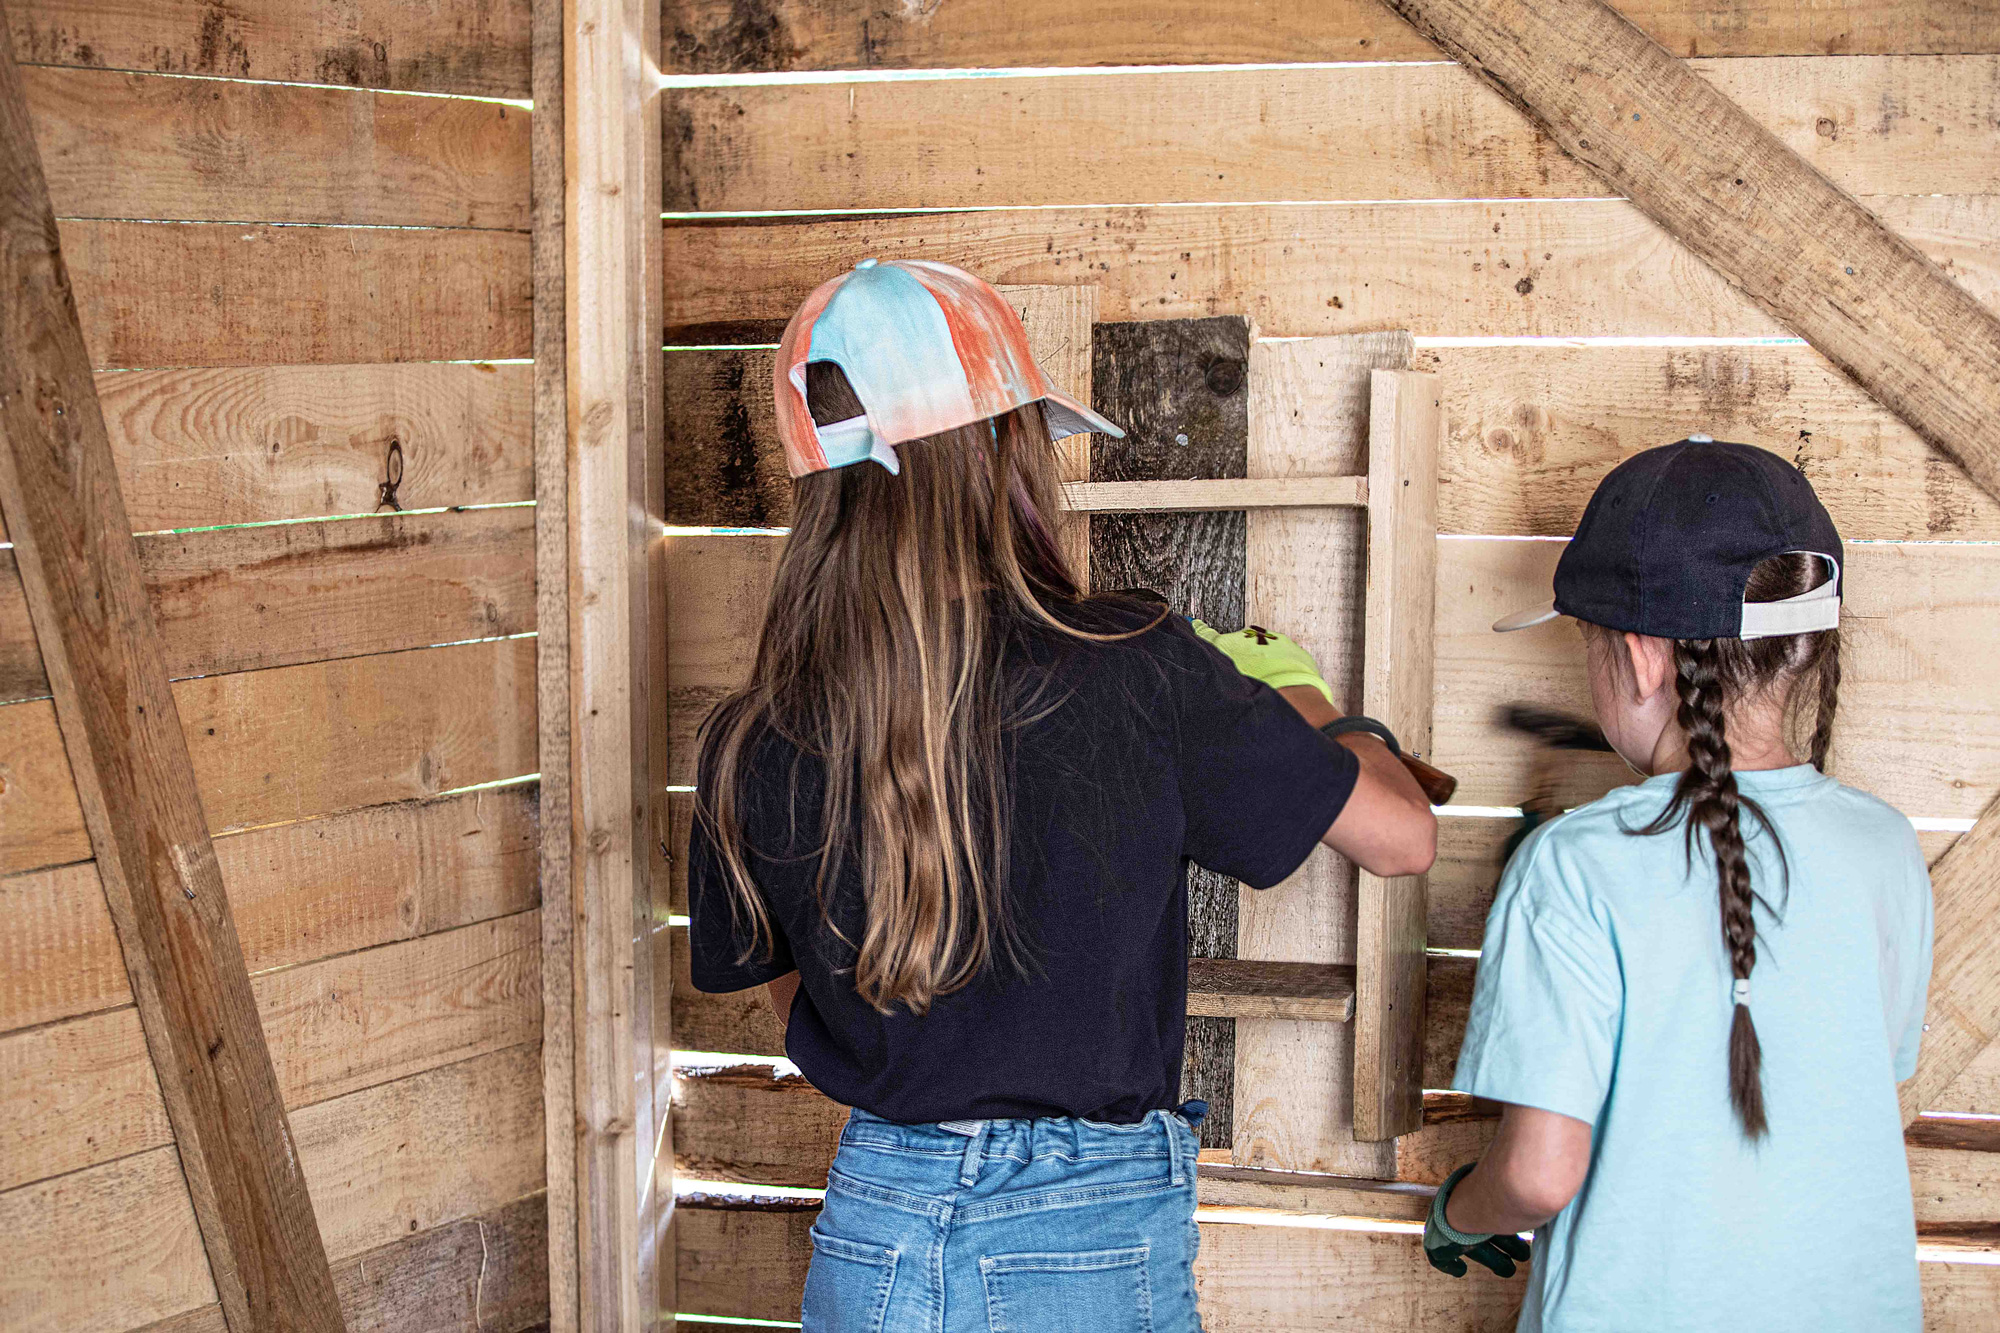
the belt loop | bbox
[1165,1109,1188,1187]
[958,1120,989,1186]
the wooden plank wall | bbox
[0,0,549,1327]
[658,0,2000,1325]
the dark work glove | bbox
[1424,1163,1533,1279]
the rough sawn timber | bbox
[0,17,339,1326]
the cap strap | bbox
[815,414,901,475]
[1739,554,1840,640]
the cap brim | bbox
[1492,602,1561,633]
[1040,389,1125,441]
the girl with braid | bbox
[1425,439,1933,1332]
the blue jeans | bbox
[803,1105,1206,1333]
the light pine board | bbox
[660,0,2000,72]
[0,1042,546,1333]
[0,910,541,1190]
[661,194,2000,342]
[0,506,536,700]
[666,55,2000,211]
[8,0,532,97]
[0,636,540,876]
[27,65,529,228]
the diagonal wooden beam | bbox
[1384,0,2000,1124]
[0,17,342,1332]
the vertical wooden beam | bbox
[0,18,341,1333]
[1001,283,1097,587]
[1235,332,1411,1175]
[532,0,580,1324]
[1353,369,1441,1142]
[1382,0,2000,512]
[566,0,664,1320]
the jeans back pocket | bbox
[803,1227,899,1333]
[980,1244,1152,1333]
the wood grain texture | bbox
[132,1192,550,1333]
[1188,959,1358,1023]
[0,785,538,1035]
[0,505,535,700]
[565,0,666,1316]
[1233,333,1408,1179]
[1065,477,1367,513]
[63,217,531,367]
[662,531,781,787]
[661,194,2000,341]
[665,55,2000,212]
[1433,537,2000,819]
[1353,369,1442,1142]
[1387,0,2000,514]
[650,339,2000,541]
[0,635,540,876]
[1003,283,1096,582]
[0,26,337,1323]
[1902,796,2000,1122]
[1091,315,1251,1148]
[1424,341,2000,541]
[661,0,2000,72]
[27,65,529,228]
[0,910,541,1190]
[0,1042,547,1333]
[529,0,575,1318]
[9,0,531,97]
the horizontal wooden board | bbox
[667,925,786,1058]
[0,1042,545,1333]
[663,532,782,786]
[1066,476,1367,513]
[1424,341,2000,541]
[0,505,535,700]
[1434,537,2000,819]
[0,635,539,876]
[28,65,528,228]
[9,0,531,97]
[133,1192,549,1333]
[63,218,531,367]
[0,910,540,1190]
[666,56,2000,211]
[1188,958,1357,1022]
[661,0,2000,72]
[0,361,533,543]
[663,339,1998,540]
[0,784,538,1035]
[661,195,2000,341]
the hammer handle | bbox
[1399,751,1459,807]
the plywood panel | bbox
[0,911,541,1190]
[9,0,531,97]
[62,218,531,367]
[0,636,539,876]
[0,785,538,1035]
[0,1043,545,1333]
[27,66,528,228]
[0,506,535,700]
[661,195,2000,342]
[660,0,2000,72]
[666,56,2000,211]
[1432,538,2000,819]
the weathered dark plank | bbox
[1090,316,1250,1148]
[663,346,788,528]
[0,25,339,1327]
[1187,958,1357,1023]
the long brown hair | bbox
[1596,552,1841,1139]
[696,362,1133,1014]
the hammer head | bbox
[1497,704,1612,753]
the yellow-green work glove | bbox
[1189,619,1334,704]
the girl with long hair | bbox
[686,259,1438,1332]
[1424,439,1934,1332]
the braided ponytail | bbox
[1637,639,1772,1138]
[1607,551,1842,1140]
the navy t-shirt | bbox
[686,601,1358,1124]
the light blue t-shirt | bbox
[1454,765,1934,1333]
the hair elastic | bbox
[1732,977,1751,1005]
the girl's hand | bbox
[1424,1163,1533,1278]
[1190,619,1334,703]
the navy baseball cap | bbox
[1494,437,1843,641]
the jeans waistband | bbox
[849,1101,1207,1187]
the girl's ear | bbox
[1623,632,1675,701]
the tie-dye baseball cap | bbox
[774,258,1125,478]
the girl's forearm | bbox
[1442,1157,1562,1236]
[1443,1103,1593,1235]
